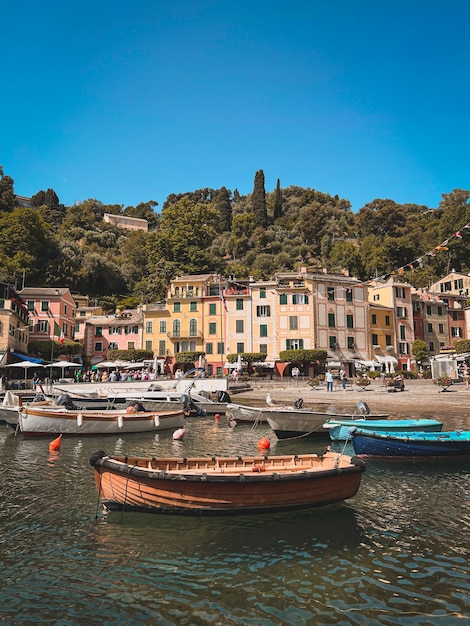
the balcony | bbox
[167,331,204,340]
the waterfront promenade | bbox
[236,377,470,419]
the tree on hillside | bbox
[252,170,267,228]
[214,187,232,233]
[0,207,57,285]
[273,178,283,220]
[0,166,15,213]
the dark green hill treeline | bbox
[1,165,469,307]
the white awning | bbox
[375,355,398,364]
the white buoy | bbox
[117,414,124,429]
[77,413,83,427]
[173,428,185,440]
[154,415,160,428]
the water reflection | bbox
[1,418,470,625]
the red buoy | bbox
[257,437,270,450]
[215,413,220,421]
[49,434,62,452]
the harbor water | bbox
[0,413,469,625]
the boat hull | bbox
[325,419,443,441]
[90,450,365,515]
[267,411,388,439]
[18,406,184,437]
[352,430,470,457]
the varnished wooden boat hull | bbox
[90,450,365,515]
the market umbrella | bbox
[6,362,43,387]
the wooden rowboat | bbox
[90,449,366,515]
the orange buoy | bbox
[215,413,220,421]
[257,437,270,450]
[49,434,62,452]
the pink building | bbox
[83,309,143,364]
[18,287,76,344]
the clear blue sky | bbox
[2,0,469,212]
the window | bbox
[328,313,335,327]
[209,322,216,335]
[385,334,392,346]
[27,300,34,311]
[145,340,152,351]
[329,336,337,349]
[41,301,49,312]
[173,302,181,312]
[451,311,458,321]
[109,342,118,350]
[426,305,432,315]
[236,299,244,310]
[236,342,245,353]
[371,314,377,325]
[235,320,244,333]
[372,334,378,345]
[286,339,304,350]
[127,342,135,350]
[346,289,353,302]
[209,303,216,315]
[395,287,405,298]
[217,342,224,354]
[397,306,407,318]
[173,319,180,337]
[454,278,464,290]
[206,343,213,354]
[260,324,268,337]
[109,326,122,335]
[399,342,409,354]
[347,314,354,328]
[327,287,335,301]
[145,321,153,333]
[279,294,287,305]
[159,321,166,333]
[95,327,103,337]
[190,301,197,312]
[385,315,390,326]
[260,288,266,299]
[189,319,197,337]
[259,343,268,354]
[94,342,103,352]
[400,325,406,340]
[37,320,49,333]
[452,327,463,337]
[289,316,298,330]
[373,294,380,301]
[429,341,435,351]
[347,336,355,349]
[256,305,271,317]
[438,306,443,316]
[158,340,166,355]
[440,281,451,292]
[292,294,308,304]
[427,323,433,332]
[438,323,444,334]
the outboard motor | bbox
[356,401,371,416]
[216,390,231,403]
[55,393,78,410]
[294,398,303,409]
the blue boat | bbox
[323,418,443,441]
[352,430,470,457]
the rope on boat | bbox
[120,465,134,522]
[94,469,104,520]
[250,409,264,431]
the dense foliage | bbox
[1,166,469,310]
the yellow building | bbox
[368,279,414,370]
[369,303,397,372]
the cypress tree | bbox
[252,170,267,227]
[273,178,283,220]
[215,186,232,233]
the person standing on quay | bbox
[326,370,334,392]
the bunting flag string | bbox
[377,220,470,282]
